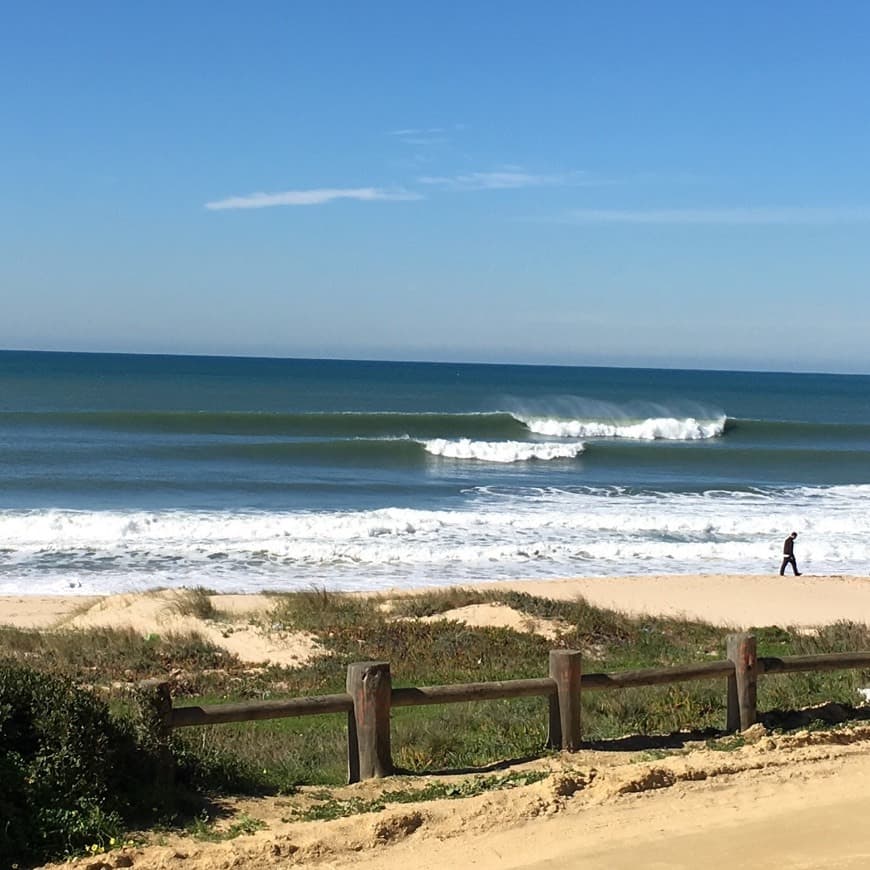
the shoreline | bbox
[3,572,870,631]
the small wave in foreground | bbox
[422,438,585,462]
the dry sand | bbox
[40,724,870,870]
[490,572,870,628]
[7,573,870,869]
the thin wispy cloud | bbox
[557,207,870,225]
[419,169,588,191]
[389,127,448,146]
[205,187,422,211]
[401,137,449,146]
[389,127,445,137]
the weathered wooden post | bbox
[346,661,393,782]
[547,649,582,750]
[726,633,758,732]
[133,679,175,800]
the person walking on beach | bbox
[780,531,801,576]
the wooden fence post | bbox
[346,661,393,782]
[726,633,758,732]
[547,650,582,750]
[133,679,175,800]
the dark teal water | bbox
[1,350,868,593]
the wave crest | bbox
[422,438,585,462]
[521,415,726,441]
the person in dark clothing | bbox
[779,531,801,576]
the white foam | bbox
[421,438,585,462]
[1,484,869,594]
[521,415,726,440]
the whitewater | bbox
[520,414,726,441]
[1,483,868,594]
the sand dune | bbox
[0,588,321,666]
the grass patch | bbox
[270,587,378,632]
[186,811,267,841]
[584,682,725,740]
[393,697,548,773]
[171,710,350,790]
[386,587,490,618]
[287,770,549,822]
[162,596,870,791]
[633,748,681,762]
[706,735,746,752]
[169,587,219,620]
[0,626,245,693]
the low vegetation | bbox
[168,586,219,621]
[285,770,549,822]
[3,586,870,866]
[184,811,267,842]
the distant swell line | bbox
[10,409,870,447]
[0,410,528,439]
[1,408,727,442]
[725,418,870,440]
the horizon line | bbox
[2,345,867,378]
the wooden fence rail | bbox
[138,633,870,784]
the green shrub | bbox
[0,661,162,866]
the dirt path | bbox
[48,725,870,870]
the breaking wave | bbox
[521,415,726,441]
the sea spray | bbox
[521,415,726,440]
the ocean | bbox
[1,350,869,595]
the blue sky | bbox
[3,2,870,372]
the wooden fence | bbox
[136,633,870,784]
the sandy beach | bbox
[9,574,870,870]
[4,573,870,639]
